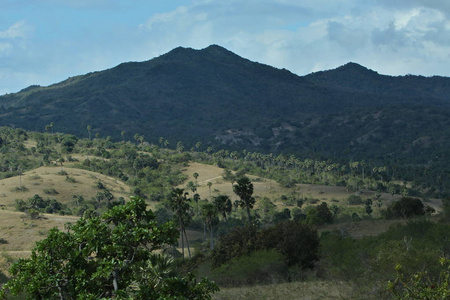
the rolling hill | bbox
[1,45,450,167]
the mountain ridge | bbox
[1,45,450,167]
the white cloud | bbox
[0,21,30,39]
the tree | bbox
[120,130,125,142]
[207,181,213,199]
[201,202,217,250]
[0,197,218,299]
[168,188,192,259]
[87,125,92,140]
[61,134,78,153]
[388,258,450,299]
[233,176,255,223]
[195,142,202,152]
[387,197,425,219]
[222,169,236,190]
[193,172,199,184]
[213,195,232,223]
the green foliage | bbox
[60,134,78,153]
[0,197,218,299]
[43,188,58,195]
[15,194,70,215]
[304,202,333,225]
[212,221,319,270]
[233,176,255,223]
[386,197,425,219]
[211,249,286,286]
[258,221,320,268]
[388,258,450,299]
[347,195,364,205]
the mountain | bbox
[1,45,450,167]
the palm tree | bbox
[193,193,200,216]
[193,172,199,184]
[186,181,197,197]
[207,181,213,198]
[169,188,192,259]
[233,176,255,223]
[201,202,217,250]
[213,195,232,223]
[120,130,126,142]
[134,133,140,144]
[195,142,201,152]
[87,125,92,140]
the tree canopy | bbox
[0,197,218,299]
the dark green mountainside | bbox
[1,45,450,168]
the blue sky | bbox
[2,0,450,95]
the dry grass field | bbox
[0,165,132,276]
[0,166,130,208]
[180,162,441,212]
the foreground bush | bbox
[388,258,450,299]
[212,221,319,269]
[0,197,218,299]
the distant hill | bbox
[1,45,450,167]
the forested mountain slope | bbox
[1,45,449,168]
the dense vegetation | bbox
[1,45,450,183]
[0,126,449,298]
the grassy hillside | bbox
[0,127,448,299]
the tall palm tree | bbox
[207,181,213,198]
[87,125,92,140]
[213,195,232,223]
[201,202,217,250]
[169,188,192,259]
[233,176,255,223]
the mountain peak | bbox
[337,62,378,75]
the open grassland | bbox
[0,209,79,276]
[180,162,442,218]
[0,164,132,275]
[0,166,131,208]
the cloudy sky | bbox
[1,0,450,95]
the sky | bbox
[2,0,450,95]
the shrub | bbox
[347,195,364,205]
[65,176,78,183]
[388,258,450,299]
[212,249,286,286]
[212,226,258,268]
[386,197,425,219]
[212,221,319,269]
[258,221,320,268]
[43,188,59,195]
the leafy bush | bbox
[16,194,71,215]
[212,249,286,286]
[304,202,333,225]
[212,226,258,268]
[386,197,425,219]
[258,221,320,268]
[43,188,59,195]
[212,221,319,269]
[347,195,364,205]
[388,258,450,299]
[65,176,78,183]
